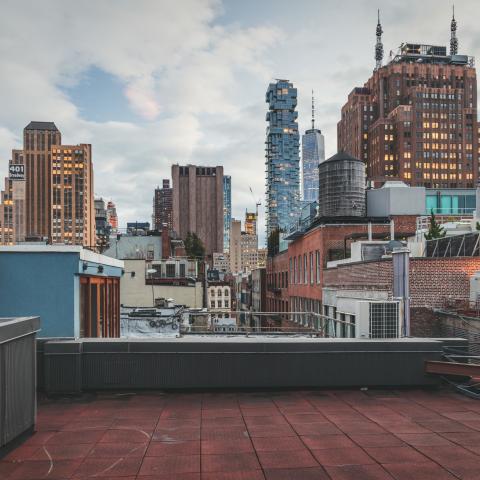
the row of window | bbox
[210,300,229,308]
[290,251,321,285]
[210,288,230,297]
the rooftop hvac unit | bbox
[356,301,401,339]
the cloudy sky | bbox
[0,0,477,245]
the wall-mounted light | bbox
[82,262,88,271]
[97,265,104,273]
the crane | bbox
[249,186,261,236]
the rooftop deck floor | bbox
[2,389,480,479]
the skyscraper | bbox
[153,179,173,231]
[172,164,224,256]
[223,176,231,252]
[51,144,95,246]
[338,11,478,189]
[265,80,300,237]
[24,122,61,240]
[0,150,26,245]
[22,122,95,246]
[302,91,325,202]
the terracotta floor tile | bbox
[364,446,429,464]
[30,443,94,460]
[349,434,404,448]
[153,427,201,442]
[137,474,200,480]
[8,459,82,480]
[202,417,245,428]
[254,434,305,450]
[382,462,459,480]
[311,447,376,466]
[48,430,106,445]
[439,431,480,446]
[335,422,387,435]
[416,444,480,466]
[285,414,327,424]
[257,450,318,469]
[324,464,394,480]
[395,432,452,446]
[248,424,296,438]
[201,453,261,473]
[264,467,330,479]
[98,428,151,443]
[301,434,356,450]
[201,426,250,441]
[139,455,201,475]
[88,442,148,458]
[72,456,142,478]
[418,419,473,433]
[145,440,200,456]
[293,423,343,436]
[202,471,265,480]
[201,439,254,455]
[244,416,290,426]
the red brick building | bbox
[266,215,418,317]
[323,256,480,336]
[338,43,478,189]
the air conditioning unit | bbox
[356,301,401,339]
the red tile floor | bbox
[2,389,480,479]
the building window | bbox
[211,301,215,308]
[166,264,176,277]
[224,301,229,308]
[303,254,307,284]
[309,253,314,285]
[316,250,321,283]
[218,289,222,297]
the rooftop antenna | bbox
[311,89,315,130]
[375,9,384,70]
[450,5,458,56]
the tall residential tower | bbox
[265,80,300,237]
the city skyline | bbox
[0,1,479,244]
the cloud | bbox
[0,0,478,248]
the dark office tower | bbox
[338,12,478,189]
[23,122,61,241]
[172,164,224,256]
[153,179,173,231]
[265,80,300,237]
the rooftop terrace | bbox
[2,388,480,479]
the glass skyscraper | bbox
[265,80,300,237]
[302,128,325,202]
[223,175,231,252]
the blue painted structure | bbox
[265,80,300,237]
[0,246,123,338]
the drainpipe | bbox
[368,222,373,241]
[390,219,395,241]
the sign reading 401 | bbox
[9,164,24,180]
